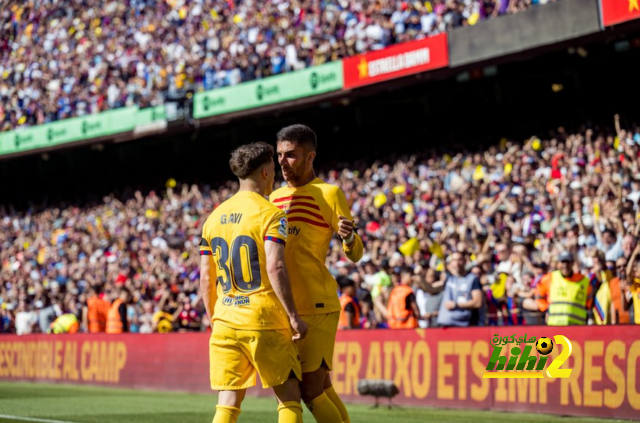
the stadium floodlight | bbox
[356,379,400,409]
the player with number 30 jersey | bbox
[199,142,307,423]
[200,192,290,330]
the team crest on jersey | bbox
[278,217,288,238]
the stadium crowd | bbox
[3,116,640,334]
[1,0,552,132]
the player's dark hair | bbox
[229,142,274,179]
[276,124,317,151]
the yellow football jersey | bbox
[200,191,289,330]
[269,178,363,315]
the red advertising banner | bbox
[1,326,639,420]
[342,34,448,89]
[601,0,640,26]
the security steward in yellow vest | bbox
[49,313,80,334]
[337,277,360,330]
[106,289,130,334]
[539,251,591,326]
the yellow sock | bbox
[307,392,342,423]
[277,401,303,423]
[213,405,241,423]
[324,386,350,423]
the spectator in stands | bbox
[437,252,484,327]
[175,293,201,332]
[37,295,60,335]
[624,243,640,324]
[106,288,130,334]
[49,313,80,334]
[83,285,110,333]
[387,268,420,329]
[0,305,13,333]
[536,252,591,326]
[415,267,445,328]
[138,301,155,334]
[15,302,37,335]
[338,277,361,330]
[610,257,631,324]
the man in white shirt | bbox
[15,302,37,335]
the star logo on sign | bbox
[357,57,368,79]
[630,0,640,12]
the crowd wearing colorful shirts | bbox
[4,118,640,334]
[1,0,553,132]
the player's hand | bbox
[338,215,354,240]
[290,315,308,341]
[444,300,456,310]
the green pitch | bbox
[0,382,622,423]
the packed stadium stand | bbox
[1,0,548,131]
[4,115,640,333]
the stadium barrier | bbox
[342,34,448,89]
[1,326,638,419]
[0,106,169,157]
[193,61,344,119]
[601,0,640,27]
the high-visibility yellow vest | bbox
[50,314,79,334]
[106,299,124,334]
[548,271,589,326]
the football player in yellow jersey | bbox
[199,142,308,423]
[270,125,364,423]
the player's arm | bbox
[265,240,308,340]
[331,187,364,262]
[199,237,218,321]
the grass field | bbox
[0,382,626,423]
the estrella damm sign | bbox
[483,334,573,379]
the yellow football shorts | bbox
[297,312,340,373]
[209,322,302,390]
